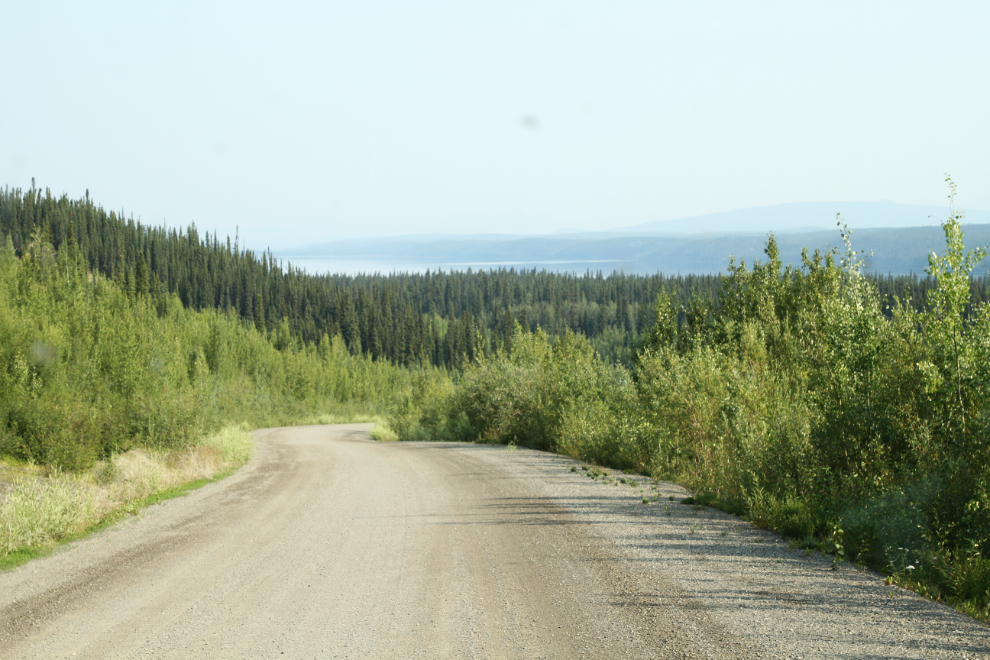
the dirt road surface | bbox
[1,424,988,659]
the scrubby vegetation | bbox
[2,180,988,620]
[392,185,990,621]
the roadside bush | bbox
[368,421,398,442]
[396,323,649,470]
[387,367,457,442]
[400,184,990,619]
[633,186,990,618]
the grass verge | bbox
[0,424,254,571]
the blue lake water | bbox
[273,256,630,276]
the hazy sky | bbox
[2,1,988,250]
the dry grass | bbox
[0,474,99,555]
[0,424,254,558]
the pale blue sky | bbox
[2,1,988,249]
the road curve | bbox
[1,424,987,659]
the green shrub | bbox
[394,183,989,620]
[368,421,398,442]
[405,324,649,470]
[631,185,990,618]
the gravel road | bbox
[1,424,987,659]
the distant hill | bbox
[617,201,990,235]
[280,224,990,276]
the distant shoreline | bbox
[274,224,990,277]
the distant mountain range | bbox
[279,202,990,276]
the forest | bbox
[3,183,988,370]
[1,182,989,621]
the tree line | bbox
[2,183,987,369]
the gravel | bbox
[0,423,987,659]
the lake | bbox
[272,255,630,276]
